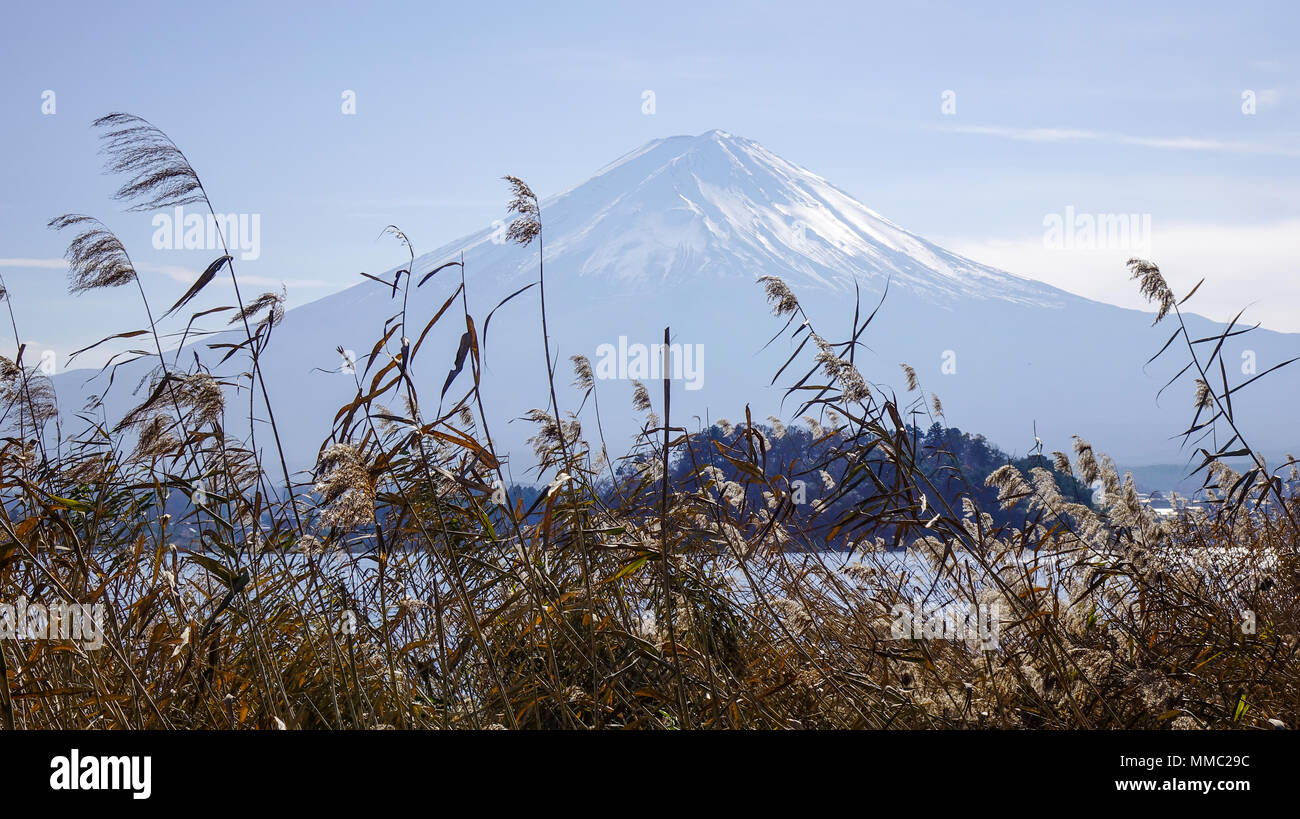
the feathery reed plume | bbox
[182,372,226,427]
[812,334,842,378]
[900,363,919,392]
[1051,451,1073,477]
[47,215,137,292]
[756,275,800,317]
[133,414,180,459]
[987,464,1030,510]
[93,113,205,212]
[808,332,869,402]
[229,288,285,334]
[1193,377,1213,410]
[0,357,21,391]
[0,357,57,426]
[801,416,823,438]
[631,381,652,412]
[502,176,541,246]
[313,443,376,531]
[839,366,869,403]
[382,224,413,255]
[1127,258,1176,325]
[117,372,225,431]
[518,409,555,459]
[571,354,594,390]
[1072,435,1100,485]
[767,415,787,439]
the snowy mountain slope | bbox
[422,130,1068,305]
[52,130,1300,481]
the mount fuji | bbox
[55,130,1300,483]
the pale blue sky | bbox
[3,0,1300,366]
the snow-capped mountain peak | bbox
[421,130,1065,308]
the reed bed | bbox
[0,115,1295,730]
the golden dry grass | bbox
[0,116,1295,730]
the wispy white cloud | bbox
[0,258,329,289]
[936,123,1300,157]
[943,219,1300,333]
[0,257,68,270]
[0,336,58,361]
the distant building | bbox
[1137,490,1201,518]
